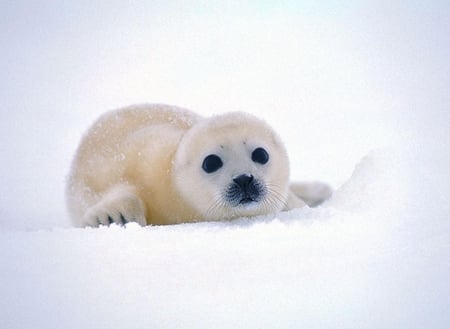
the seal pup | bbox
[66,104,331,226]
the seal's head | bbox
[173,112,290,221]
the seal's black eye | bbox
[202,154,223,173]
[252,147,269,165]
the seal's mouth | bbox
[239,197,256,205]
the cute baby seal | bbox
[66,104,331,226]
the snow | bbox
[1,1,449,329]
[1,150,449,328]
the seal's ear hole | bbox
[252,147,269,165]
[202,154,223,173]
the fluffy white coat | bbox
[66,104,330,226]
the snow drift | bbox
[1,149,449,329]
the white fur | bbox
[66,104,330,226]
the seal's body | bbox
[66,104,330,226]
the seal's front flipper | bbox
[82,185,147,227]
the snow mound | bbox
[1,150,449,329]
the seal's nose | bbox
[233,174,254,191]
